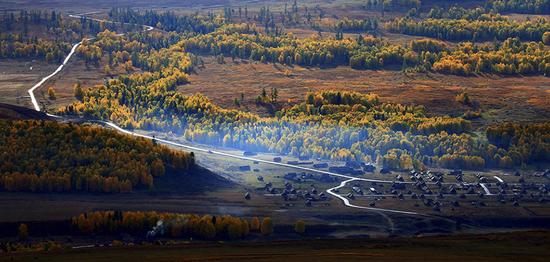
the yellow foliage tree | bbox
[294,220,306,235]
[18,223,29,240]
[250,217,260,231]
[48,87,56,100]
[260,217,273,236]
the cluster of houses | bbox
[497,176,549,205]
[248,180,329,207]
[283,172,338,183]
[238,150,548,212]
[344,169,549,212]
[533,169,550,178]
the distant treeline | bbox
[487,0,550,14]
[312,17,379,33]
[387,15,550,42]
[108,8,224,34]
[72,211,273,240]
[3,7,550,76]
[182,25,550,75]
[0,36,70,63]
[0,9,128,63]
[364,0,421,10]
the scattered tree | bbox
[47,87,56,100]
[294,220,306,235]
[543,32,550,45]
[18,223,29,240]
[73,83,84,101]
[260,217,273,236]
[250,217,260,231]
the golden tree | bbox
[48,87,56,100]
[294,220,306,235]
[260,217,273,236]
[18,223,29,240]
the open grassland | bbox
[37,59,109,112]
[6,54,548,126]
[0,59,115,113]
[0,60,56,109]
[2,231,550,262]
[184,56,550,125]
[505,13,550,22]
[0,191,400,238]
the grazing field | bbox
[38,60,108,111]
[0,190,404,238]
[0,59,107,113]
[2,231,550,262]
[505,13,550,22]
[0,60,56,109]
[184,56,550,124]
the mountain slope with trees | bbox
[0,120,194,193]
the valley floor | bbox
[2,231,550,261]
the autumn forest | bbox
[0,0,549,256]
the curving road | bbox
[29,12,152,111]
[480,183,493,196]
[24,12,499,216]
[68,13,154,32]
[326,178,419,215]
[28,40,85,111]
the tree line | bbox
[0,36,70,63]
[428,6,494,21]
[182,26,412,69]
[363,0,421,11]
[108,8,224,34]
[72,211,275,240]
[181,25,550,75]
[387,14,550,42]
[0,9,131,64]
[432,38,550,75]
[0,120,194,193]
[488,0,550,14]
